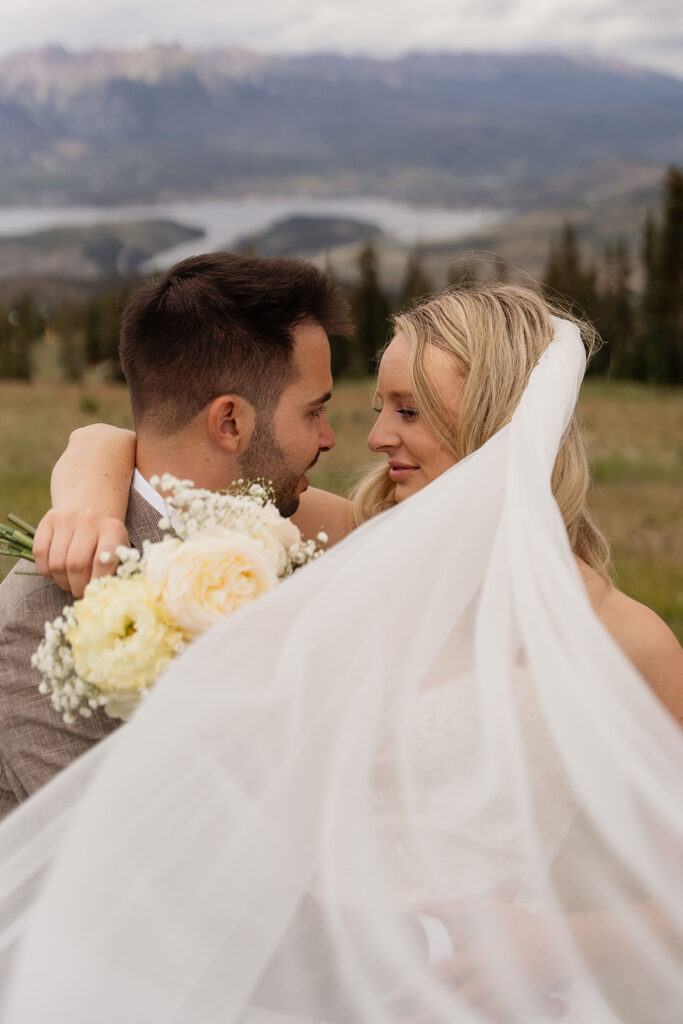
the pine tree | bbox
[543,223,600,317]
[350,243,391,375]
[12,294,44,344]
[637,168,683,384]
[0,294,43,379]
[83,282,136,379]
[543,222,604,373]
[0,302,29,379]
[322,258,353,379]
[656,167,683,383]
[634,210,660,381]
[399,248,433,309]
[55,300,85,382]
[600,241,634,379]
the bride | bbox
[0,285,681,1022]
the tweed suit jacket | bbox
[0,487,165,819]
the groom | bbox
[0,252,353,818]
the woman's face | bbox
[367,331,465,502]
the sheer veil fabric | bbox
[0,320,681,1022]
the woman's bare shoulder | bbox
[291,487,355,547]
[578,561,683,724]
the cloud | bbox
[2,0,682,78]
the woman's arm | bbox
[292,487,355,548]
[598,588,683,725]
[50,424,135,514]
[426,892,679,1019]
[33,424,136,596]
[578,560,683,725]
[35,428,358,594]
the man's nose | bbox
[318,413,335,452]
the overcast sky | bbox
[4,0,683,78]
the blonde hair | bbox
[352,284,610,576]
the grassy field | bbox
[1,378,682,641]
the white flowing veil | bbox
[0,320,681,1022]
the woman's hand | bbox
[33,508,129,597]
[392,884,569,1023]
[33,422,137,595]
[383,881,570,1023]
[430,894,569,1021]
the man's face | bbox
[238,322,335,517]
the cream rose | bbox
[257,502,302,550]
[250,503,302,573]
[145,527,278,637]
[67,576,184,695]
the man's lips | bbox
[388,463,419,481]
[298,454,321,492]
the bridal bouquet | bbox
[32,476,324,723]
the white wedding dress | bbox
[0,319,680,1023]
[372,666,579,907]
[373,665,680,1023]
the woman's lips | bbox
[388,464,418,481]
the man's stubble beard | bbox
[238,416,302,519]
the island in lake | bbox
[231,215,382,258]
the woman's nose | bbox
[367,413,398,453]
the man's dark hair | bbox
[119,252,353,433]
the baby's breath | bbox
[31,607,107,722]
[151,475,318,575]
[114,544,143,579]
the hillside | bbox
[0,220,203,280]
[0,46,681,207]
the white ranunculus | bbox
[67,576,184,695]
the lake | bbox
[0,196,506,268]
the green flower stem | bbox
[9,529,33,549]
[7,514,36,537]
[0,546,36,563]
[0,517,37,562]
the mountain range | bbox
[1,45,682,208]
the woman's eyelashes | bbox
[372,403,419,421]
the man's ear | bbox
[206,395,256,454]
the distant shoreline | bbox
[0,196,507,272]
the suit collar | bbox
[125,488,167,550]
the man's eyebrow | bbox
[306,392,332,407]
